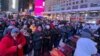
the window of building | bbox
[61,8,65,10]
[76,1,79,4]
[66,4,68,6]
[73,2,75,5]
[80,4,88,8]
[64,1,65,3]
[81,0,84,3]
[85,0,87,2]
[72,5,78,9]
[69,0,71,2]
[67,7,71,10]
[48,9,51,11]
[90,3,99,7]
[69,3,71,5]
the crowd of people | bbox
[0,15,99,56]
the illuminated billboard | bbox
[34,0,44,16]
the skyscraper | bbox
[0,0,1,11]
[18,0,30,12]
[1,0,9,11]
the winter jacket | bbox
[32,31,43,50]
[74,38,97,56]
[0,33,26,56]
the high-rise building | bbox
[0,0,18,12]
[19,0,28,12]
[0,0,1,11]
[19,0,31,12]
[1,0,9,11]
[9,0,19,12]
[44,0,100,21]
[0,0,34,13]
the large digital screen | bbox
[34,0,44,16]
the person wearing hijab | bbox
[74,28,97,56]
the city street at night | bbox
[0,0,100,56]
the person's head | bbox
[80,28,92,39]
[45,25,50,29]
[11,28,20,38]
[37,26,42,32]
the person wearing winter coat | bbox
[3,25,15,36]
[20,25,33,56]
[42,25,52,54]
[32,26,43,56]
[58,24,68,43]
[0,28,26,56]
[51,25,61,48]
[0,26,4,39]
[0,20,7,40]
[95,26,100,54]
[74,29,97,56]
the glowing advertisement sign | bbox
[34,0,44,16]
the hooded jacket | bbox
[74,29,97,56]
[74,38,97,56]
[0,33,26,56]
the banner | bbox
[34,0,44,16]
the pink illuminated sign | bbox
[34,0,44,16]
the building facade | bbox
[19,0,30,12]
[0,0,18,12]
[0,0,1,11]
[9,0,19,13]
[44,0,100,21]
[1,0,9,11]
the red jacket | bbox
[0,43,6,56]
[0,33,26,56]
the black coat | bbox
[23,36,33,54]
[96,27,100,50]
[0,22,6,40]
[50,28,60,39]
[42,29,52,51]
[32,31,43,50]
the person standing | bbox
[0,28,26,56]
[95,26,100,54]
[42,25,52,55]
[20,25,33,56]
[74,29,97,56]
[32,26,43,56]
